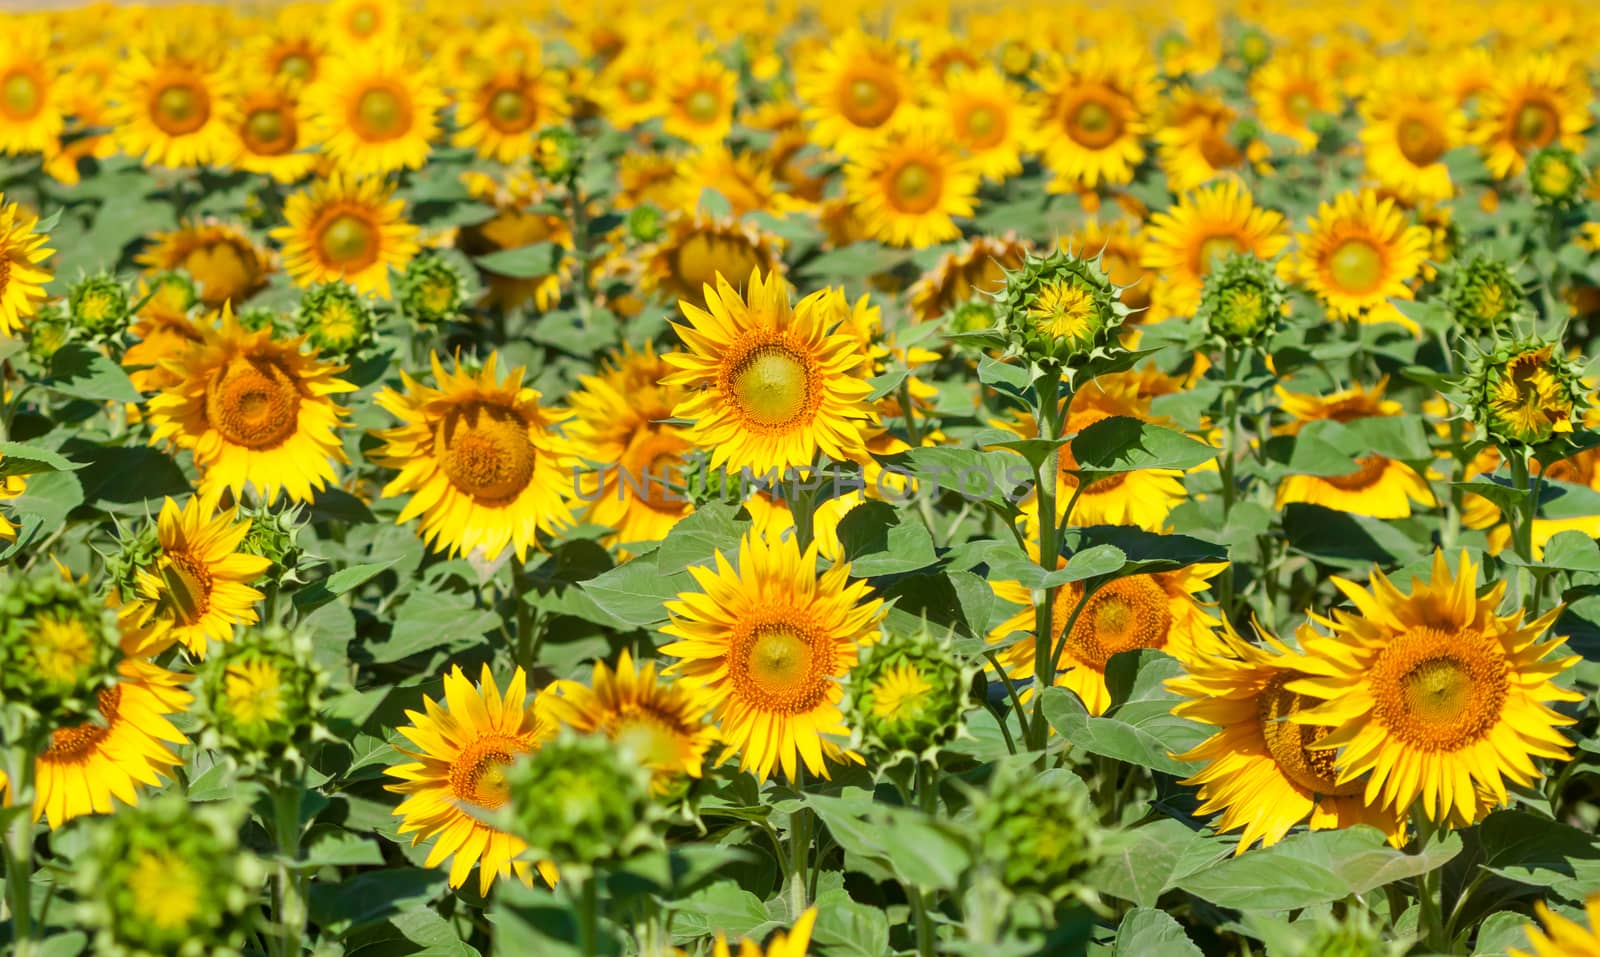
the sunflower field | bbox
[3,0,1600,954]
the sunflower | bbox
[1170,621,1408,853]
[906,233,1030,322]
[137,220,273,310]
[714,909,817,957]
[1066,219,1152,315]
[664,145,806,219]
[538,650,719,795]
[370,351,574,562]
[662,269,877,473]
[327,0,401,50]
[660,531,884,782]
[796,31,914,154]
[1028,45,1161,190]
[110,37,234,169]
[1155,86,1251,193]
[0,32,64,156]
[122,277,202,394]
[1471,54,1589,180]
[1287,189,1432,325]
[1359,77,1466,206]
[1288,550,1582,826]
[230,83,318,184]
[304,45,444,177]
[117,495,272,659]
[662,58,738,147]
[145,306,355,505]
[33,659,192,829]
[565,343,695,554]
[1274,379,1435,518]
[641,213,785,312]
[1250,51,1337,152]
[934,66,1033,183]
[843,121,979,249]
[0,193,55,337]
[249,24,326,88]
[1143,179,1289,319]
[271,174,419,298]
[1511,896,1600,957]
[988,560,1225,716]
[386,665,557,896]
[591,45,667,130]
[455,171,571,312]
[452,62,569,165]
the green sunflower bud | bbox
[628,204,664,243]
[973,764,1104,900]
[25,301,72,363]
[1237,28,1272,68]
[504,729,661,878]
[295,282,372,357]
[1197,252,1288,347]
[198,625,326,763]
[0,567,120,721]
[950,299,998,336]
[68,274,132,338]
[237,502,306,579]
[998,248,1129,367]
[1464,338,1587,450]
[75,794,264,957]
[845,624,973,759]
[1442,256,1527,335]
[236,305,281,333]
[1527,146,1586,208]
[535,126,582,181]
[399,252,469,325]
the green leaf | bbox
[1074,526,1228,576]
[0,441,76,478]
[48,343,141,403]
[802,242,910,278]
[1114,908,1204,957]
[836,500,939,576]
[809,889,892,957]
[1477,809,1600,890]
[866,367,909,402]
[1071,417,1218,473]
[1039,688,1201,777]
[904,446,1032,510]
[807,792,971,891]
[304,830,387,867]
[369,585,502,663]
[1281,503,1427,566]
[669,881,775,941]
[656,501,746,576]
[580,555,695,629]
[977,354,1031,391]
[310,868,445,935]
[473,242,563,278]
[1087,817,1227,907]
[1453,479,1528,515]
[1529,531,1600,572]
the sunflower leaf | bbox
[1070,417,1218,473]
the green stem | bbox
[1443,868,1490,947]
[271,782,307,957]
[912,761,938,957]
[568,173,593,316]
[1508,450,1537,611]
[1028,374,1063,752]
[787,769,811,916]
[1217,346,1242,620]
[577,876,599,957]
[2,732,37,957]
[511,559,542,673]
[1411,813,1446,952]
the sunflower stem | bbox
[1028,371,1065,750]
[1217,345,1243,622]
[1507,449,1538,611]
[576,876,600,957]
[1411,812,1446,952]
[1,725,38,957]
[787,768,811,916]
[270,780,308,957]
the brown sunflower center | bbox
[1256,673,1363,796]
[244,108,294,154]
[1397,116,1445,165]
[733,621,834,714]
[204,356,303,450]
[1327,238,1384,294]
[353,85,410,140]
[1512,99,1558,149]
[318,213,379,269]
[842,73,897,127]
[1,70,41,119]
[730,344,812,428]
[487,87,533,131]
[152,80,209,135]
[1198,128,1242,169]
[1055,575,1172,670]
[44,686,122,761]
[1069,97,1123,149]
[1322,454,1390,491]
[888,160,943,214]
[437,402,537,502]
[449,733,525,808]
[684,88,721,123]
[1369,626,1509,751]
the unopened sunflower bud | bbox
[845,624,972,758]
[295,282,372,356]
[105,521,162,606]
[628,204,664,243]
[1236,28,1271,69]
[1197,252,1288,347]
[0,568,119,719]
[504,729,661,877]
[973,764,1104,900]
[399,252,468,324]
[1527,146,1586,208]
[68,274,131,338]
[199,625,324,762]
[237,502,304,573]
[1442,256,1526,335]
[535,126,582,181]
[949,299,998,336]
[998,248,1129,366]
[1465,339,1587,449]
[25,302,71,362]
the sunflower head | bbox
[844,623,974,760]
[67,273,131,338]
[75,794,263,957]
[1197,252,1289,348]
[1235,27,1272,70]
[295,281,373,357]
[1442,256,1528,335]
[972,763,1104,900]
[1526,146,1587,207]
[534,125,582,182]
[504,729,661,879]
[627,204,663,243]
[398,251,471,325]
[998,247,1130,367]
[198,625,325,763]
[0,566,119,722]
[949,299,999,337]
[1465,339,1587,450]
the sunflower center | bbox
[1512,100,1557,149]
[963,103,1002,145]
[438,402,538,502]
[278,53,313,82]
[1069,98,1122,149]
[44,686,122,761]
[1370,627,1509,751]
[623,76,652,103]
[1197,235,1242,276]
[1396,116,1445,165]
[153,81,209,135]
[130,851,201,932]
[449,733,527,809]
[684,88,721,123]
[204,356,303,450]
[488,87,532,131]
[1198,128,1242,169]
[624,434,690,513]
[613,712,684,769]
[244,108,293,153]
[1256,674,1363,797]
[318,213,378,269]
[1,70,41,119]
[1285,89,1314,123]
[159,549,214,625]
[30,613,98,687]
[889,160,942,214]
[730,344,813,429]
[1322,454,1390,491]
[733,621,833,713]
[354,86,409,140]
[1327,238,1384,294]
[349,5,378,37]
[1055,575,1172,670]
[842,74,897,127]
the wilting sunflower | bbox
[906,233,1030,322]
[1169,622,1407,853]
[1359,76,1466,205]
[1511,897,1600,957]
[452,62,570,164]
[1288,551,1582,826]
[662,58,738,147]
[0,32,64,156]
[0,193,54,337]
[304,45,444,177]
[565,343,695,553]
[1471,54,1590,180]
[843,121,979,249]
[934,66,1033,182]
[111,37,235,169]
[641,214,784,312]
[796,31,914,154]
[1028,45,1161,190]
[714,909,817,957]
[1250,51,1336,152]
[988,559,1226,716]
[230,83,317,184]
[370,351,574,562]
[33,659,192,829]
[1288,189,1432,325]
[386,665,557,895]
[1143,179,1289,318]
[137,220,273,310]
[118,495,272,659]
[538,650,719,795]
[660,531,884,782]
[271,175,419,297]
[455,171,572,312]
[1274,379,1434,518]
[145,306,355,504]
[662,269,877,473]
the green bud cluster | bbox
[198,625,326,764]
[1527,146,1587,208]
[1461,337,1587,451]
[400,251,471,325]
[997,247,1130,367]
[972,765,1104,900]
[845,623,973,759]
[0,568,119,720]
[69,273,132,338]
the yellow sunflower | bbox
[145,306,355,505]
[1471,54,1590,180]
[110,37,235,169]
[137,220,273,310]
[1143,179,1289,319]
[1170,621,1408,853]
[1028,45,1161,190]
[714,909,817,957]
[0,193,55,337]
[663,145,806,219]
[906,233,1031,322]
[455,171,571,312]
[1274,379,1434,518]
[1250,51,1337,152]
[933,66,1033,183]
[1287,189,1432,325]
[304,45,443,177]
[271,174,419,297]
[591,45,667,130]
[452,62,569,165]
[641,214,785,312]
[327,0,401,49]
[1359,76,1465,206]
[661,58,738,147]
[370,351,574,563]
[33,659,192,829]
[988,560,1226,716]
[1155,86,1251,193]
[122,280,203,394]
[843,121,979,249]
[538,650,720,795]
[1288,551,1583,826]
[796,31,915,154]
[660,531,884,782]
[230,83,318,184]
[386,665,557,896]
[662,269,877,473]
[248,24,326,89]
[0,32,64,156]
[1511,896,1600,957]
